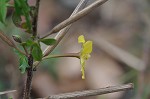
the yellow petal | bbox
[83,41,92,54]
[78,35,85,43]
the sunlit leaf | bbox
[40,38,57,45]
[19,55,29,74]
[0,0,7,24]
[32,43,43,61]
[13,0,32,31]
[14,49,29,74]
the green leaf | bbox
[14,49,29,74]
[19,55,29,74]
[0,0,7,24]
[40,38,57,45]
[21,39,34,49]
[32,43,43,61]
[26,39,34,46]
[13,0,32,31]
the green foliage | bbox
[0,0,9,24]
[14,49,29,74]
[19,55,29,74]
[9,97,13,99]
[13,0,32,32]
[40,38,57,45]
[21,39,34,47]
[32,43,43,61]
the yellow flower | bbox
[78,35,92,79]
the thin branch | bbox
[32,0,41,36]
[0,30,15,47]
[0,90,16,95]
[33,53,79,67]
[23,0,41,99]
[33,0,89,68]
[41,0,109,39]
[39,83,133,99]
[43,0,88,57]
[42,0,108,57]
[43,53,80,60]
[0,30,26,55]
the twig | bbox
[0,30,15,47]
[32,0,40,36]
[23,0,41,99]
[0,90,16,95]
[41,0,109,39]
[43,53,80,60]
[38,83,133,99]
[33,0,89,68]
[88,35,145,71]
[0,30,26,55]
[42,0,109,57]
[23,54,33,99]
[43,0,88,57]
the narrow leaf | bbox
[40,38,57,45]
[32,43,43,61]
[0,0,7,24]
[19,56,29,74]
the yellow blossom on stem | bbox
[78,35,92,79]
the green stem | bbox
[32,0,40,37]
[43,53,80,60]
[33,53,80,69]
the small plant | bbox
[0,0,133,99]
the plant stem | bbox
[23,54,33,99]
[32,0,40,37]
[23,0,41,99]
[41,0,108,39]
[43,53,80,60]
[43,0,89,57]
[0,30,26,56]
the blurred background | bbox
[0,0,150,99]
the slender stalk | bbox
[32,0,40,37]
[23,54,33,99]
[33,0,89,69]
[23,0,41,99]
[41,0,108,39]
[43,0,89,57]
[43,0,108,57]
[0,30,26,56]
[39,83,133,99]
[23,45,29,55]
[43,53,80,60]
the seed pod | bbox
[12,35,22,43]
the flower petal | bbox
[78,35,85,43]
[83,41,92,54]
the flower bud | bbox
[12,35,22,43]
